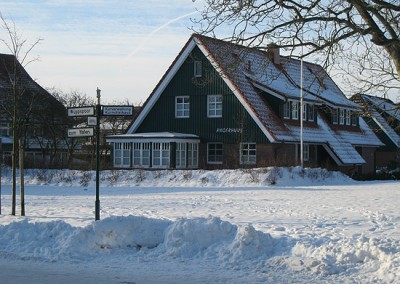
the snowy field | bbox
[0,167,399,284]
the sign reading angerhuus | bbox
[68,128,94,138]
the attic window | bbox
[194,61,202,77]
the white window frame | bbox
[152,142,170,168]
[339,109,345,125]
[194,61,202,77]
[291,101,299,120]
[187,143,198,168]
[346,109,351,125]
[175,96,190,118]
[133,142,151,167]
[240,143,256,165]
[208,95,223,118]
[302,103,307,121]
[283,102,290,119]
[176,142,187,169]
[114,142,131,168]
[207,143,223,164]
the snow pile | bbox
[1,166,354,187]
[287,236,400,282]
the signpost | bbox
[67,89,134,221]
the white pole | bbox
[300,33,304,168]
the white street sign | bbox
[68,128,94,138]
[87,116,97,126]
[102,106,133,116]
[67,107,95,117]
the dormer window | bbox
[351,112,358,126]
[291,101,299,120]
[283,102,290,119]
[346,110,351,125]
[194,61,202,77]
[339,109,345,125]
[332,109,338,124]
[307,104,314,121]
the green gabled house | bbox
[106,34,383,175]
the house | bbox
[0,53,69,167]
[106,34,383,175]
[351,94,400,168]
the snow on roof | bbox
[107,132,200,142]
[362,95,400,121]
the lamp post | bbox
[95,88,101,220]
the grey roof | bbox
[356,94,400,148]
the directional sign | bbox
[102,106,133,116]
[67,106,95,117]
[68,128,94,138]
[87,116,97,126]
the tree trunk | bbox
[19,139,25,216]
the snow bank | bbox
[0,166,354,187]
[1,215,399,282]
[287,236,400,282]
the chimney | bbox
[267,43,280,65]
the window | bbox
[303,144,309,161]
[194,61,202,77]
[240,143,256,164]
[339,109,345,125]
[187,143,198,168]
[114,142,131,167]
[133,142,151,167]
[0,122,11,136]
[291,101,299,120]
[351,112,358,126]
[302,103,307,121]
[175,96,190,118]
[176,143,187,168]
[207,143,223,164]
[283,102,290,119]
[208,95,223,118]
[346,110,351,125]
[332,109,338,124]
[307,104,314,121]
[153,142,170,168]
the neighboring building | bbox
[0,53,69,167]
[351,94,400,168]
[107,34,382,175]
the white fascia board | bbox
[126,40,197,134]
[195,39,276,143]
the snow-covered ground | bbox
[0,167,399,283]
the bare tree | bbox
[193,0,400,98]
[0,14,42,215]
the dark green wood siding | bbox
[137,47,268,144]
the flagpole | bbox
[300,32,304,168]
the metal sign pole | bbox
[95,88,101,221]
[0,138,2,215]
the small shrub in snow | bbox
[108,170,120,185]
[182,171,192,181]
[135,170,146,184]
[79,171,92,187]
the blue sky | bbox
[0,0,204,104]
